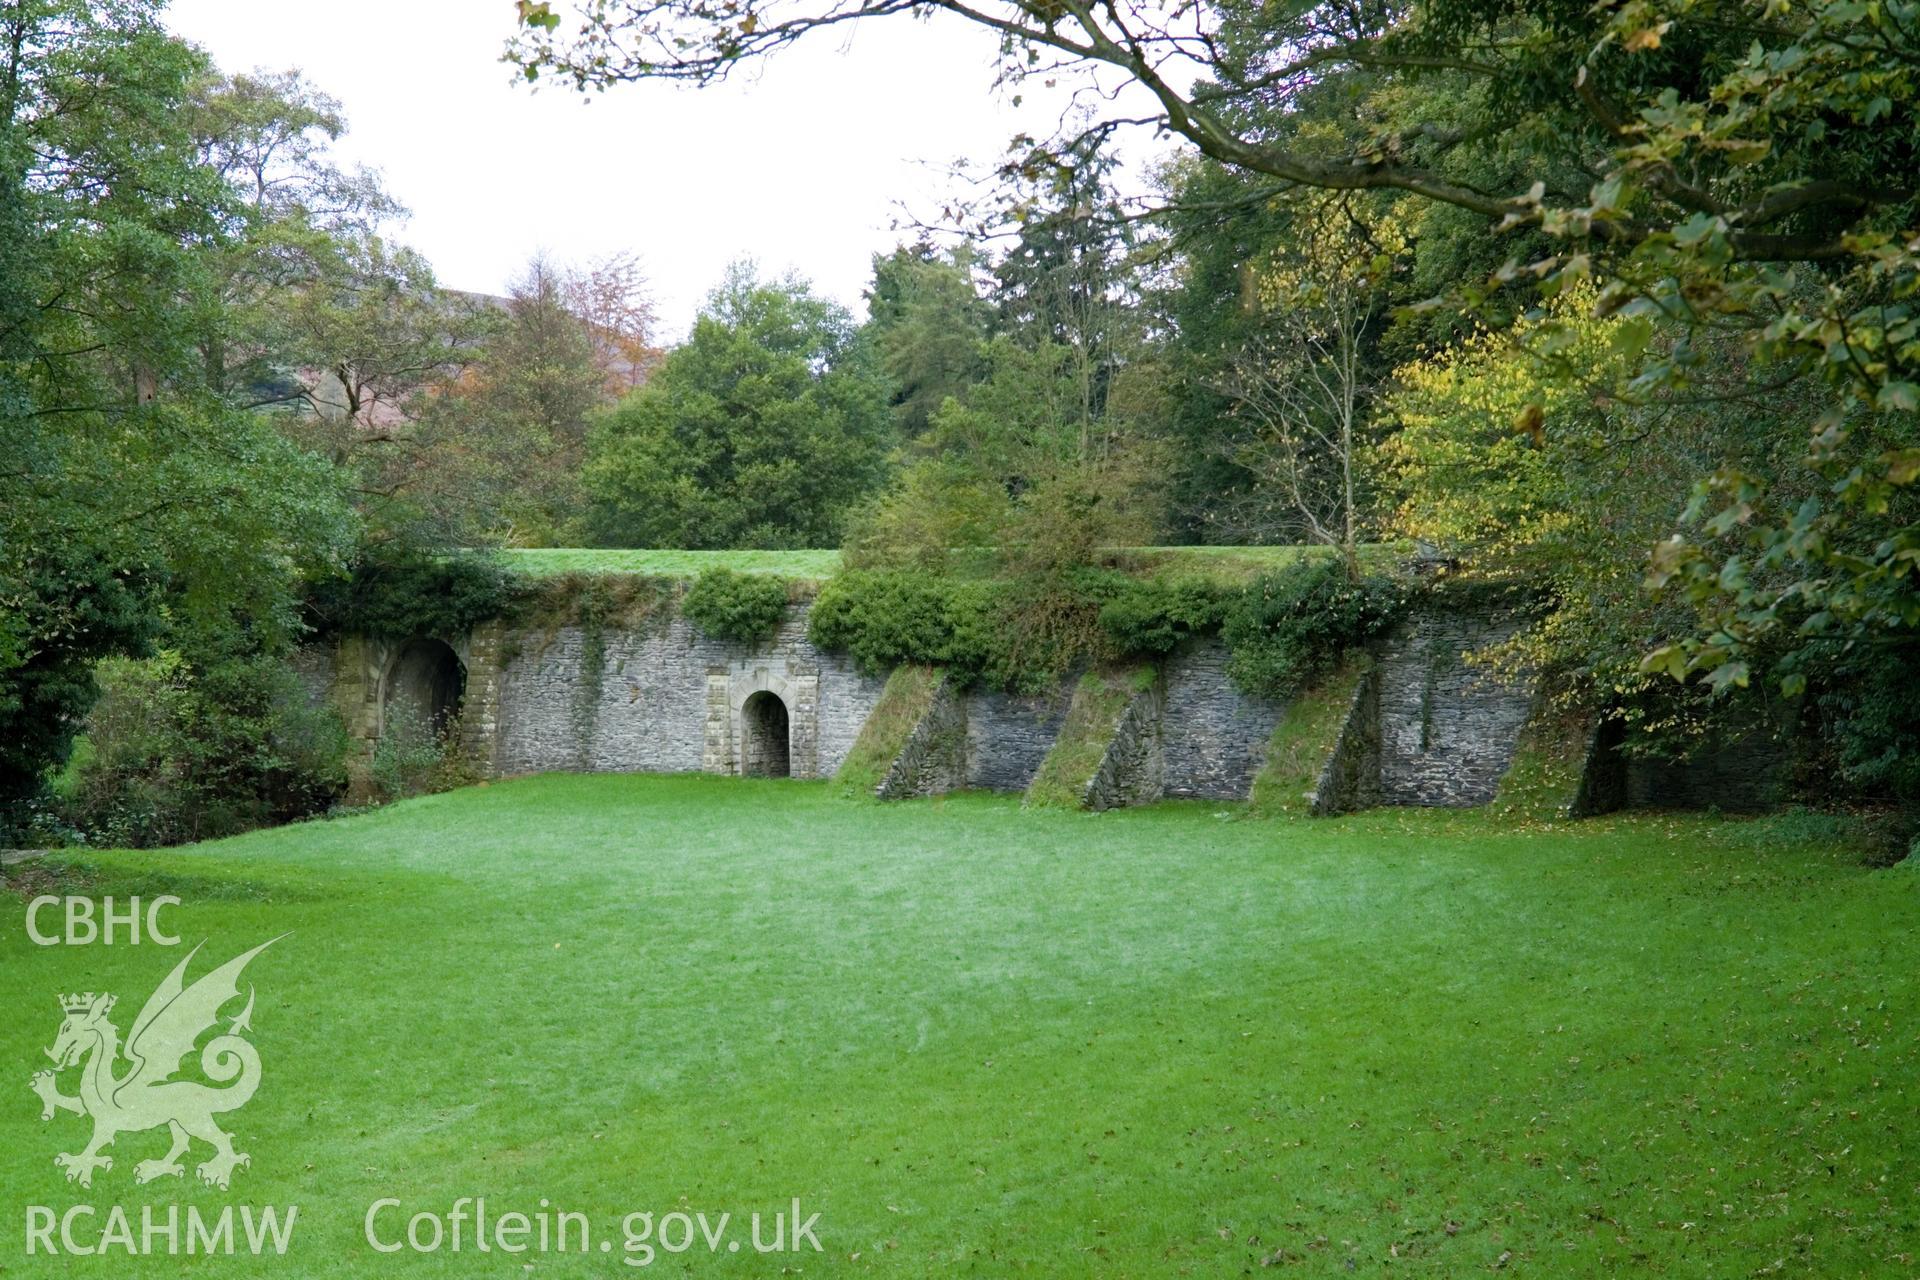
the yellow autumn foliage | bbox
[1378,285,1633,572]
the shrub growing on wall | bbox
[1097,577,1230,655]
[305,545,515,639]
[1223,559,1406,700]
[367,705,479,804]
[812,559,1419,700]
[808,571,991,675]
[812,568,1240,691]
[681,568,792,644]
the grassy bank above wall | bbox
[501,548,844,579]
[498,545,1407,584]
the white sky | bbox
[165,0,1170,340]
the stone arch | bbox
[741,689,791,778]
[383,637,466,739]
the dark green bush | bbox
[63,650,350,847]
[981,570,1114,693]
[1810,645,1920,804]
[808,571,990,675]
[305,545,514,639]
[813,560,1410,700]
[1097,576,1231,654]
[681,568,791,643]
[811,568,1231,693]
[1223,559,1407,699]
[1,554,156,842]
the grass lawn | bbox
[2,777,1916,1276]
[495,545,1397,583]
[500,547,847,579]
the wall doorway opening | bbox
[741,691,791,777]
[386,638,465,738]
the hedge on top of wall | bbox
[309,549,1454,709]
[305,547,516,640]
[1222,558,1409,700]
[806,559,1418,698]
[681,567,793,644]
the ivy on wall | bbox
[569,578,616,748]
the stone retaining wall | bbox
[876,677,968,799]
[302,599,1783,816]
[1160,642,1286,800]
[313,604,883,783]
[963,685,1075,792]
[1576,710,1796,814]
[1084,678,1166,811]
[1374,612,1534,807]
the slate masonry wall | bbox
[303,600,1755,815]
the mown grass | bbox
[1126,542,1407,584]
[496,546,1404,584]
[2,776,1915,1276]
[500,547,845,579]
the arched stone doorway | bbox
[741,690,791,777]
[385,638,466,738]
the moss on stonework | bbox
[1248,654,1373,817]
[1487,704,1592,824]
[501,573,689,676]
[1025,665,1152,810]
[834,665,945,800]
[507,572,680,632]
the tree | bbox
[421,255,608,543]
[511,0,1920,697]
[848,333,1163,576]
[1,1,354,831]
[181,67,401,410]
[582,262,894,548]
[175,65,513,550]
[561,250,660,395]
[862,242,991,436]
[848,143,1165,577]
[1378,285,1823,737]
[1204,212,1400,563]
[269,233,501,545]
[990,135,1141,443]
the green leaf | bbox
[1876,382,1919,413]
[1639,644,1689,681]
[1703,661,1750,695]
[1672,213,1723,248]
[1885,448,1920,485]
[1610,315,1655,361]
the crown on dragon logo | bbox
[59,992,113,1015]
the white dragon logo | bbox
[29,937,282,1190]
